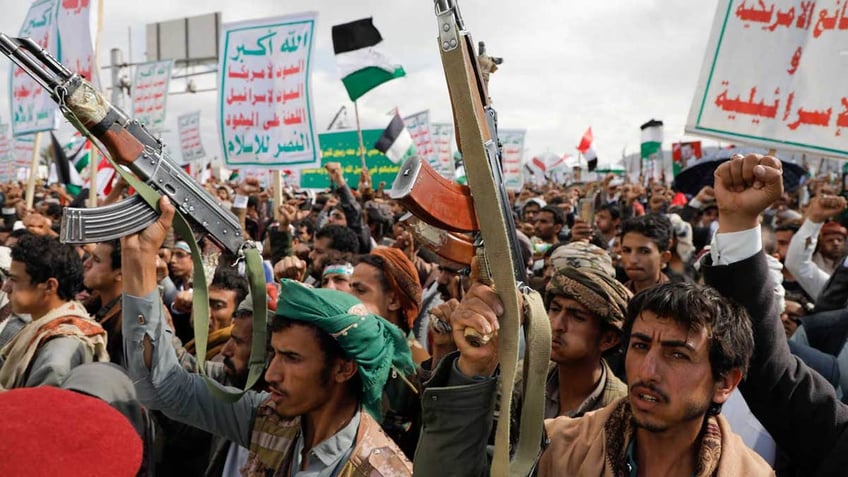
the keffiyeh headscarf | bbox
[276,280,415,420]
[546,266,632,330]
[549,242,616,278]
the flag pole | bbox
[89,0,105,207]
[353,100,367,172]
[25,132,43,211]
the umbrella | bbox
[672,148,806,197]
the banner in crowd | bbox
[57,0,101,89]
[0,124,13,183]
[11,134,35,182]
[11,0,60,135]
[403,110,437,169]
[499,129,526,190]
[177,111,206,163]
[219,12,320,168]
[132,59,172,131]
[299,129,399,189]
[686,0,848,158]
[431,122,455,178]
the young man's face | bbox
[548,296,613,365]
[621,232,667,284]
[523,204,541,223]
[220,314,253,387]
[6,261,45,315]
[594,209,618,234]
[534,211,560,241]
[350,263,397,324]
[774,230,794,262]
[264,324,347,418]
[208,286,239,332]
[169,249,193,281]
[321,271,352,293]
[819,233,846,261]
[308,237,333,280]
[625,311,734,433]
[83,243,120,293]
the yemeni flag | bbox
[332,18,406,102]
[374,112,416,163]
[640,119,664,179]
[49,132,84,196]
[576,127,598,171]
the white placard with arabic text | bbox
[431,122,455,178]
[177,111,206,163]
[686,0,848,158]
[132,60,173,131]
[11,0,59,135]
[499,129,526,190]
[57,0,100,89]
[403,110,437,170]
[219,12,320,168]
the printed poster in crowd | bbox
[132,59,173,131]
[299,129,399,189]
[0,124,13,183]
[13,134,35,182]
[11,0,60,135]
[431,122,455,178]
[177,111,206,163]
[219,12,320,168]
[498,129,526,190]
[686,0,848,158]
[57,0,101,89]
[403,110,437,170]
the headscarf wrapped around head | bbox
[545,266,632,330]
[275,279,415,420]
[369,247,422,331]
[549,241,616,278]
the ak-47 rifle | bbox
[0,35,242,253]
[397,2,551,476]
[0,34,267,400]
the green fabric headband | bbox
[275,279,415,420]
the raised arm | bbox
[703,154,848,475]
[121,196,265,447]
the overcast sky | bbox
[0,0,722,168]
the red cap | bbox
[0,387,142,476]
[821,221,847,238]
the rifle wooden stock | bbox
[401,213,474,265]
[390,155,478,233]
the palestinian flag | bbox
[640,119,664,179]
[374,112,416,163]
[332,18,405,102]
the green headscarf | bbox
[275,280,415,420]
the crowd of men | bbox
[0,154,847,476]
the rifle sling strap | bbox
[442,38,551,476]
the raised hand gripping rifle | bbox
[398,2,551,476]
[0,34,267,399]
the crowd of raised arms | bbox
[0,154,847,476]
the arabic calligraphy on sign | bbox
[687,0,848,158]
[177,111,206,162]
[219,12,320,168]
[132,60,172,130]
[11,0,59,135]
